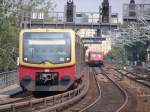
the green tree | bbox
[0,0,55,72]
[106,46,127,64]
[125,41,148,61]
[0,4,18,71]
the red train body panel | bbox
[19,66,75,81]
[19,65,77,91]
[88,52,104,66]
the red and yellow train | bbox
[18,29,84,92]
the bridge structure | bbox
[21,0,118,33]
[23,18,118,31]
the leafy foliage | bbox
[125,41,148,61]
[106,40,148,65]
[0,0,55,72]
[106,46,127,64]
[0,3,18,71]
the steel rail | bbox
[0,70,18,89]
[79,67,101,112]
[115,68,150,88]
[101,68,129,112]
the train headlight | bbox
[61,75,70,85]
[23,75,32,81]
[17,57,19,66]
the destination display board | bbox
[82,37,106,44]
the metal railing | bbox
[0,70,18,89]
[0,73,89,112]
[22,11,119,24]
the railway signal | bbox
[102,0,110,23]
[65,0,75,22]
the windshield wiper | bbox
[39,60,55,64]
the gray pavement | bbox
[0,84,22,97]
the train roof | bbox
[19,29,82,42]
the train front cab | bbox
[18,29,84,92]
[88,52,104,67]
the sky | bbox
[53,0,150,22]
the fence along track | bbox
[0,70,89,112]
[0,70,18,89]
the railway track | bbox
[2,65,149,112]
[107,65,150,112]
[115,68,150,88]
[60,67,100,112]
[0,67,89,112]
[81,67,128,112]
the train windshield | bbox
[23,32,71,64]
